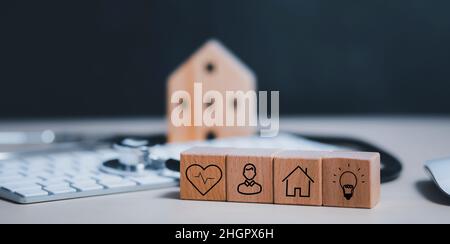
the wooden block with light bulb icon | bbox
[322,151,381,209]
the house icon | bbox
[167,39,257,143]
[282,166,315,198]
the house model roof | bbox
[168,39,256,84]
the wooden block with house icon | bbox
[273,150,323,206]
[180,147,231,201]
[322,151,381,209]
[167,39,257,143]
[226,148,281,204]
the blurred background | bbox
[1,0,450,119]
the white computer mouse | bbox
[425,158,450,196]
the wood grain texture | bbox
[180,147,230,201]
[274,151,323,206]
[167,39,257,142]
[226,148,280,204]
[322,151,381,209]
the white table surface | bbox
[0,116,449,224]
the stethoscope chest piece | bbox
[100,138,161,177]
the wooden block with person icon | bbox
[226,148,281,204]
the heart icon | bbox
[186,164,223,196]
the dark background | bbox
[1,0,450,118]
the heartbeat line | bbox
[193,173,215,184]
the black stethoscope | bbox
[99,133,402,184]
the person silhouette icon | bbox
[237,163,262,195]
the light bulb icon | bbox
[339,171,357,200]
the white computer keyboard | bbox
[0,149,178,204]
[0,134,340,204]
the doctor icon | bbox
[237,163,263,195]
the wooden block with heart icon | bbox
[180,147,230,201]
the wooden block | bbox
[167,39,257,142]
[322,151,381,209]
[226,148,280,204]
[180,147,230,201]
[273,151,323,206]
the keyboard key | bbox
[51,163,76,170]
[2,183,42,192]
[67,178,97,185]
[100,180,137,189]
[15,188,49,198]
[0,175,25,184]
[43,175,69,181]
[39,178,70,186]
[0,159,23,166]
[0,169,25,176]
[71,182,104,192]
[64,170,86,178]
[44,182,70,187]
[67,174,95,180]
[0,163,21,169]
[22,169,52,177]
[0,164,25,171]
[93,174,123,183]
[25,162,50,169]
[67,172,99,181]
[71,165,99,173]
[44,184,77,194]
[0,177,41,186]
[130,175,176,185]
[36,172,67,180]
[24,157,51,166]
